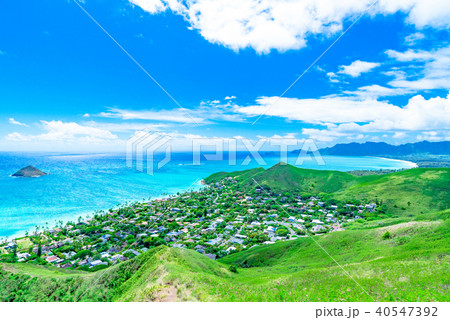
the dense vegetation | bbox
[1,211,448,301]
[206,164,450,216]
[0,165,448,301]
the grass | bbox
[210,215,450,302]
[336,168,450,216]
[0,165,448,302]
[205,163,359,194]
[1,212,448,301]
[1,262,88,278]
[15,237,33,251]
[206,165,450,216]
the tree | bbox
[276,228,289,237]
[229,265,238,273]
[12,245,18,262]
[143,236,166,248]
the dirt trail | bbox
[154,285,178,302]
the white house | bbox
[311,225,326,233]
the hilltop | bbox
[12,166,47,178]
[205,164,450,216]
[205,163,358,193]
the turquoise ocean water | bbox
[0,152,416,238]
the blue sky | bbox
[1,0,449,152]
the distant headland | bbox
[12,166,48,178]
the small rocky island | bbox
[12,165,48,177]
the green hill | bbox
[1,211,448,301]
[217,212,449,302]
[0,246,232,302]
[205,163,358,193]
[336,168,450,216]
[1,164,448,302]
[205,164,450,216]
[115,213,450,302]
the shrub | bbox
[72,250,93,260]
[382,231,391,240]
[0,254,17,263]
[229,265,238,273]
[276,228,289,237]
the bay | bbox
[0,152,416,238]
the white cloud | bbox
[3,121,245,152]
[337,60,380,77]
[301,127,348,142]
[342,84,414,99]
[98,102,245,124]
[417,131,450,141]
[385,48,435,62]
[404,32,425,45]
[238,96,395,123]
[255,133,304,146]
[139,131,306,152]
[6,120,118,143]
[99,107,201,123]
[225,96,236,100]
[378,0,450,29]
[325,60,380,84]
[81,121,167,132]
[340,46,450,99]
[393,132,407,139]
[326,72,340,83]
[9,118,29,127]
[130,0,450,53]
[386,45,450,91]
[237,92,450,141]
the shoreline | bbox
[373,156,418,169]
[1,179,205,242]
[1,158,416,242]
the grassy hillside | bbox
[336,168,450,216]
[0,251,145,301]
[1,164,448,302]
[0,245,235,302]
[1,211,448,302]
[205,163,359,193]
[217,214,449,302]
[205,164,450,216]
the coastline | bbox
[1,157,416,241]
[373,156,419,168]
[1,179,205,242]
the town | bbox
[0,177,380,271]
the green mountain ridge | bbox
[206,164,450,216]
